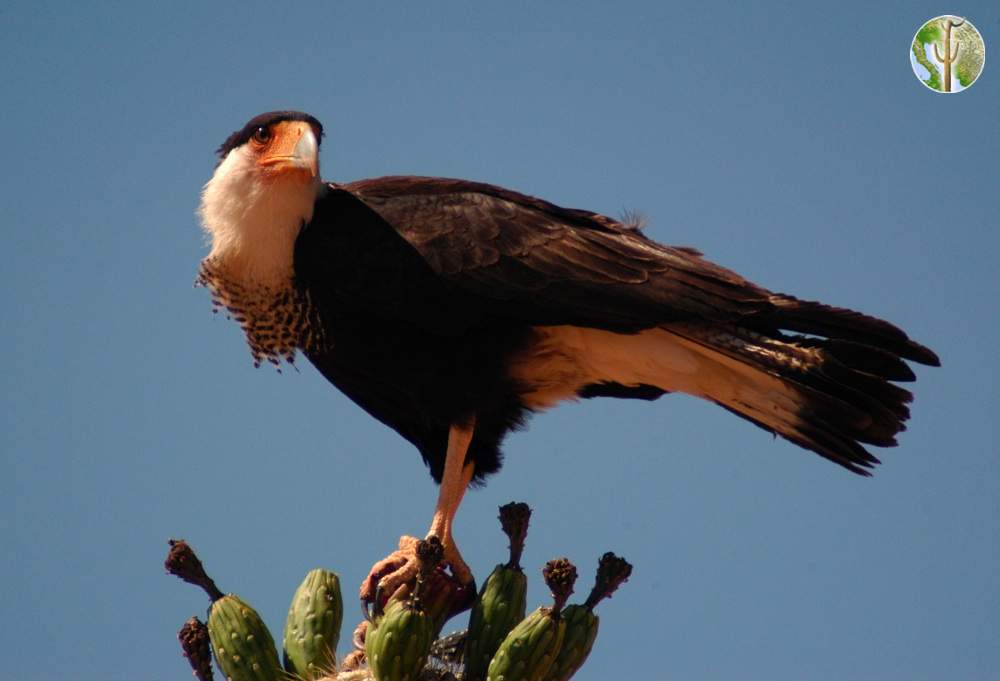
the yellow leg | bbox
[360,419,477,602]
[428,420,476,582]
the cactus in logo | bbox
[911,15,985,93]
[934,17,965,92]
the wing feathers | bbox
[313,177,936,474]
[346,177,775,328]
[343,175,935,365]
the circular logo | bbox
[910,16,985,92]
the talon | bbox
[341,649,365,672]
[360,535,421,613]
[377,560,419,598]
[433,533,474,586]
[360,424,478,620]
[351,620,369,651]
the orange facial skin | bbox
[250,120,319,182]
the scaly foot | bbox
[359,533,474,612]
[359,535,420,606]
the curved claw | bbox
[372,581,387,619]
[450,575,477,617]
[351,619,369,651]
[359,535,421,614]
[360,531,476,630]
[439,536,474,587]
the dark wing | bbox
[297,176,938,478]
[341,176,769,331]
[340,176,938,365]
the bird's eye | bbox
[251,126,271,144]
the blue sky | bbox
[1,2,998,680]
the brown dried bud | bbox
[584,552,633,611]
[542,558,577,615]
[498,502,531,569]
[165,539,224,602]
[178,616,213,681]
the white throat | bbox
[198,146,322,285]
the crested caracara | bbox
[197,111,939,602]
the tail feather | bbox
[816,339,916,382]
[768,335,913,442]
[756,295,941,367]
[514,301,935,475]
[714,402,881,475]
[666,317,930,474]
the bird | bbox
[196,110,939,602]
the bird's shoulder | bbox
[304,176,773,329]
[338,175,661,245]
[339,175,625,229]
[329,175,715,276]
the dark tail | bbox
[667,299,938,475]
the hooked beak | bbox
[258,120,319,179]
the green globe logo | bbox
[911,16,985,92]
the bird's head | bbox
[214,111,324,180]
[199,111,325,283]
